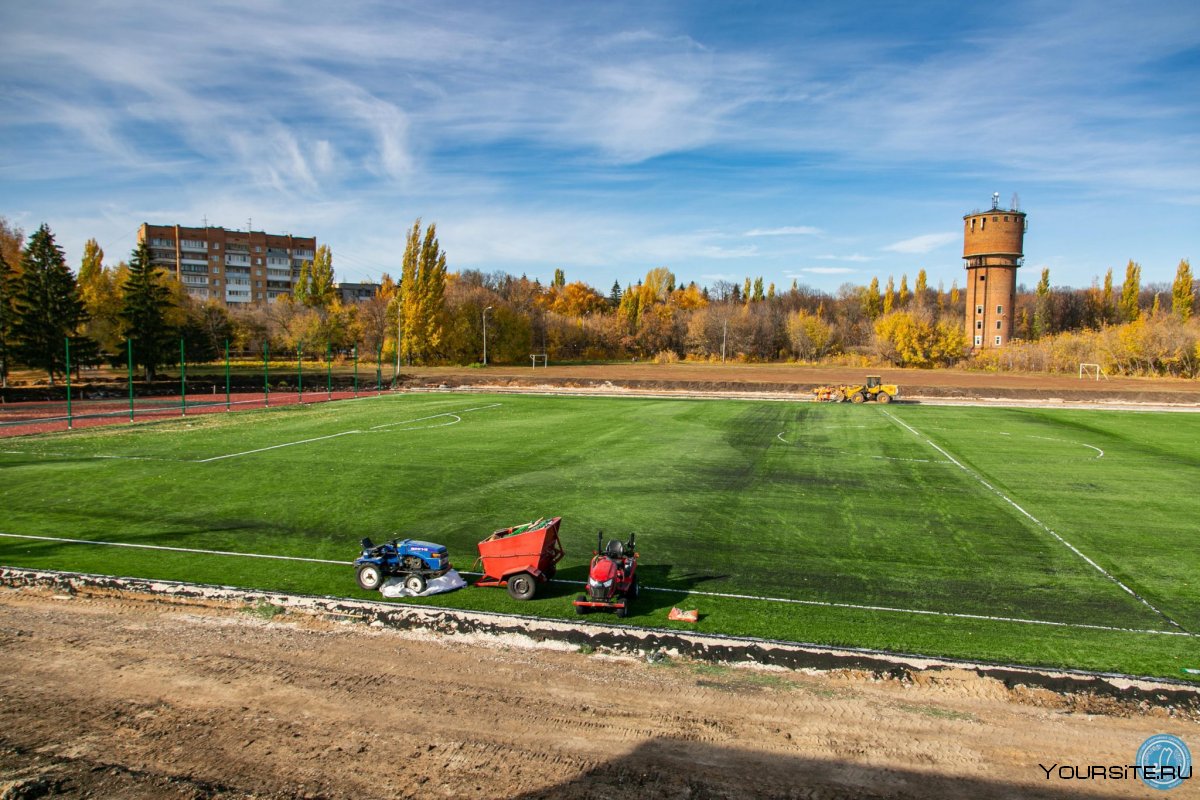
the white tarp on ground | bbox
[380,569,467,598]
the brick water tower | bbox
[963,192,1026,349]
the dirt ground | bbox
[1,588,1196,799]
[402,363,1200,405]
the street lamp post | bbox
[483,306,493,366]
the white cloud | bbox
[814,253,873,262]
[790,267,856,275]
[744,226,822,237]
[882,233,958,254]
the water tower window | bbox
[996,320,1002,330]
[976,320,983,330]
[974,335,982,346]
[994,335,1002,346]
[996,304,1003,315]
[981,218,986,230]
[1004,216,1009,222]
[979,275,986,281]
[976,305,983,315]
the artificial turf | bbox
[0,392,1196,680]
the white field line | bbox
[369,403,502,430]
[194,430,362,463]
[1029,435,1104,459]
[880,409,1185,632]
[0,533,348,565]
[775,432,946,463]
[0,401,503,464]
[4,532,1193,639]
[0,450,185,462]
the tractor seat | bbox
[360,537,375,550]
[605,540,625,559]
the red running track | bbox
[0,389,391,437]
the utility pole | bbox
[721,318,728,364]
[483,306,493,366]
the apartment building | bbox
[137,223,317,306]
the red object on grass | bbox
[474,517,564,599]
[668,607,699,623]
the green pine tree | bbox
[11,225,92,384]
[608,280,622,307]
[0,250,15,388]
[120,239,177,381]
[552,268,565,289]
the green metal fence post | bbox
[376,343,382,392]
[353,345,359,397]
[180,338,187,416]
[298,342,303,404]
[65,337,72,430]
[127,339,134,422]
[326,341,332,400]
[225,339,231,411]
[264,342,270,408]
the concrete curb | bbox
[3,566,1198,708]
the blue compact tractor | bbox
[354,537,451,594]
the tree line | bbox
[1,214,1196,385]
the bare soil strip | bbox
[1,585,1196,799]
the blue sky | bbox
[1,0,1197,293]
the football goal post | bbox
[530,354,548,368]
[1078,363,1106,380]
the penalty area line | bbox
[879,408,1186,633]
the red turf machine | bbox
[574,531,639,617]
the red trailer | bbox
[474,517,565,600]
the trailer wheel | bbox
[850,392,865,404]
[876,391,892,404]
[356,564,384,591]
[574,596,588,615]
[507,572,537,601]
[404,574,427,595]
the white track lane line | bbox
[879,409,1185,632]
[3,532,1193,639]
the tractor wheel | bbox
[356,564,384,591]
[615,605,628,618]
[506,572,537,601]
[876,391,892,404]
[850,392,865,404]
[575,596,588,615]
[629,576,639,600]
[403,573,427,595]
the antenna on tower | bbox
[991,192,1000,210]
[1010,192,1020,212]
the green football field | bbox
[1,392,1197,680]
